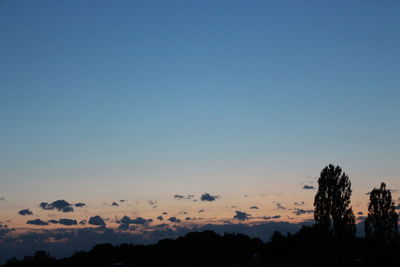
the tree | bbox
[314,164,356,239]
[365,182,398,243]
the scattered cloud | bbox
[157,216,163,221]
[200,193,219,202]
[0,224,14,237]
[148,200,157,206]
[302,185,315,190]
[168,217,181,223]
[79,220,87,225]
[26,219,49,226]
[174,194,196,200]
[111,202,119,207]
[273,202,286,210]
[185,217,191,221]
[162,212,168,215]
[0,197,5,201]
[357,211,364,215]
[18,209,33,216]
[249,206,259,209]
[293,209,314,216]
[119,216,152,225]
[58,219,78,226]
[119,200,126,203]
[74,203,86,208]
[39,200,74,213]
[48,219,77,226]
[262,215,281,220]
[88,216,106,226]
[233,211,250,221]
[293,202,305,206]
[198,209,205,213]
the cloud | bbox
[26,219,49,226]
[293,209,314,216]
[168,217,181,223]
[157,216,163,221]
[88,216,106,226]
[18,209,33,216]
[111,202,119,207]
[200,193,219,202]
[233,211,250,221]
[74,203,86,208]
[0,224,14,237]
[48,219,77,226]
[58,219,78,226]
[118,216,152,225]
[249,206,259,209]
[302,185,315,190]
[154,223,169,228]
[273,202,286,210]
[174,194,196,200]
[117,224,136,231]
[116,216,153,230]
[262,215,281,220]
[148,200,157,207]
[39,200,74,212]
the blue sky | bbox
[0,0,399,260]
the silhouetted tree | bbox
[365,182,399,243]
[314,164,356,239]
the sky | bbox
[0,0,400,262]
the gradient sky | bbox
[0,0,399,243]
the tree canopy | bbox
[314,164,356,239]
[365,182,399,243]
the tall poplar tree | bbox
[365,182,398,243]
[314,164,356,239]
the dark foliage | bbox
[365,182,398,243]
[314,164,356,239]
[4,228,400,267]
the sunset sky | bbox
[0,0,399,262]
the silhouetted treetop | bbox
[314,164,356,239]
[365,182,399,243]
